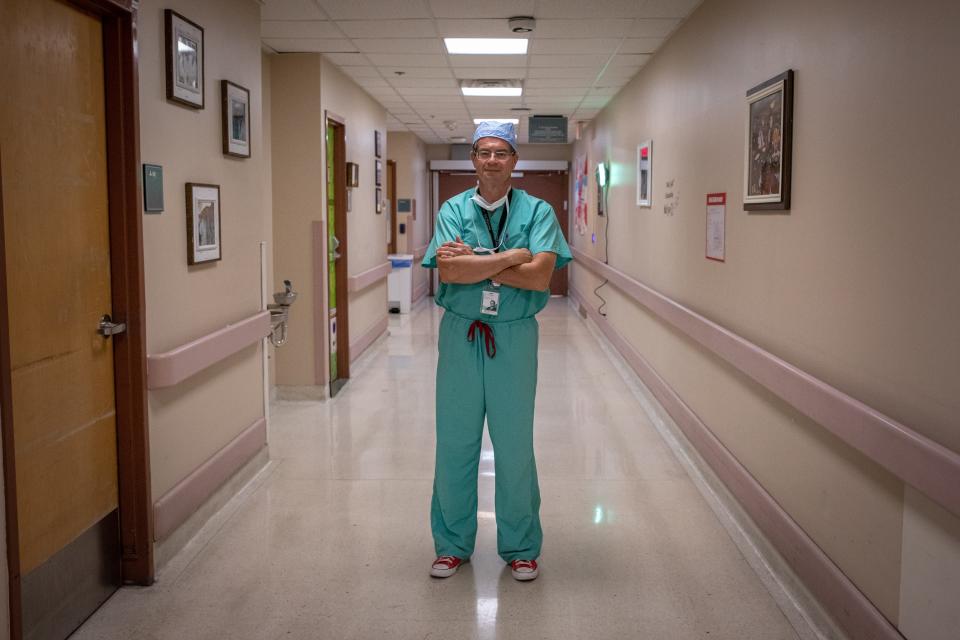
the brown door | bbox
[0,1,122,637]
[437,171,570,296]
[386,160,397,254]
[514,172,569,296]
[325,116,349,396]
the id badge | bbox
[481,283,500,316]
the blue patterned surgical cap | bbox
[473,121,517,151]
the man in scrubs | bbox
[422,121,572,581]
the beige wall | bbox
[569,0,960,635]
[387,132,430,296]
[271,55,388,387]
[261,50,276,387]
[426,143,572,162]
[139,0,268,499]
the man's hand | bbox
[436,236,473,260]
[502,248,533,266]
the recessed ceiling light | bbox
[444,38,528,55]
[473,118,519,125]
[462,87,523,96]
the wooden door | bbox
[386,160,397,254]
[513,172,569,296]
[325,117,349,397]
[0,0,123,637]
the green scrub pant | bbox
[431,310,543,562]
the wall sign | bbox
[706,192,726,262]
[143,164,164,213]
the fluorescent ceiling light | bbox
[444,38,528,55]
[473,118,519,125]
[462,87,523,96]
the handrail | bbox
[413,244,428,261]
[572,247,960,518]
[147,311,271,389]
[347,261,391,293]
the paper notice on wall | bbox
[706,192,726,262]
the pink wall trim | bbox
[146,312,271,389]
[349,316,388,363]
[312,221,326,386]
[572,249,960,519]
[347,261,391,293]
[412,280,428,305]
[413,244,428,261]
[153,417,266,541]
[570,287,901,640]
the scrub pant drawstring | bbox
[467,320,496,358]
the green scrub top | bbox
[422,187,572,322]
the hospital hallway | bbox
[71,299,809,640]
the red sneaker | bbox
[430,555,467,578]
[510,559,539,581]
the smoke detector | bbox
[508,16,536,33]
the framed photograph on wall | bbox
[375,159,383,187]
[221,81,251,157]
[346,162,359,188]
[636,140,652,207]
[743,69,794,210]
[374,130,382,158]
[165,10,204,109]
[375,187,383,214]
[186,183,221,265]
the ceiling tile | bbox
[355,77,391,89]
[530,39,618,55]
[609,54,651,67]
[324,52,369,66]
[534,19,634,39]
[524,87,589,97]
[364,87,400,97]
[365,53,448,67]
[314,0,432,20]
[536,0,659,19]
[434,19,525,37]
[261,0,325,20]
[587,87,620,96]
[526,67,598,79]
[529,54,609,68]
[377,67,454,79]
[630,19,682,38]
[335,19,436,38]
[262,38,358,53]
[354,38,444,54]
[405,96,467,104]
[397,87,462,96]
[388,77,458,88]
[427,0,536,18]
[448,54,527,68]
[599,66,641,80]
[618,37,666,54]
[526,78,595,88]
[341,66,382,78]
[452,67,527,79]
[580,96,612,107]
[261,21,341,39]
[640,0,703,18]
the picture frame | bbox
[374,130,382,159]
[346,162,359,188]
[636,140,652,207]
[185,183,221,265]
[221,81,251,157]
[375,159,382,187]
[165,10,204,109]
[375,188,383,214]
[743,69,794,210]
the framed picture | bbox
[374,130,382,158]
[186,183,221,264]
[743,69,794,210]
[375,188,383,214]
[636,140,652,207]
[220,81,250,157]
[375,159,382,187]
[165,10,204,109]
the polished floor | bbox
[74,299,803,640]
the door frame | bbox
[386,160,397,254]
[324,112,350,387]
[0,0,153,635]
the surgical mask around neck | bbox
[472,187,510,212]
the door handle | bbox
[98,314,127,338]
[330,234,342,261]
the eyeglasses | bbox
[474,149,515,161]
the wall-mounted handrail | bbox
[147,311,271,389]
[572,247,960,518]
[347,261,391,293]
[413,244,428,261]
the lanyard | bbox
[481,207,508,253]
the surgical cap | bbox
[473,121,517,151]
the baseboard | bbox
[154,445,269,571]
[349,315,388,363]
[153,417,267,543]
[275,385,328,401]
[569,289,899,640]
